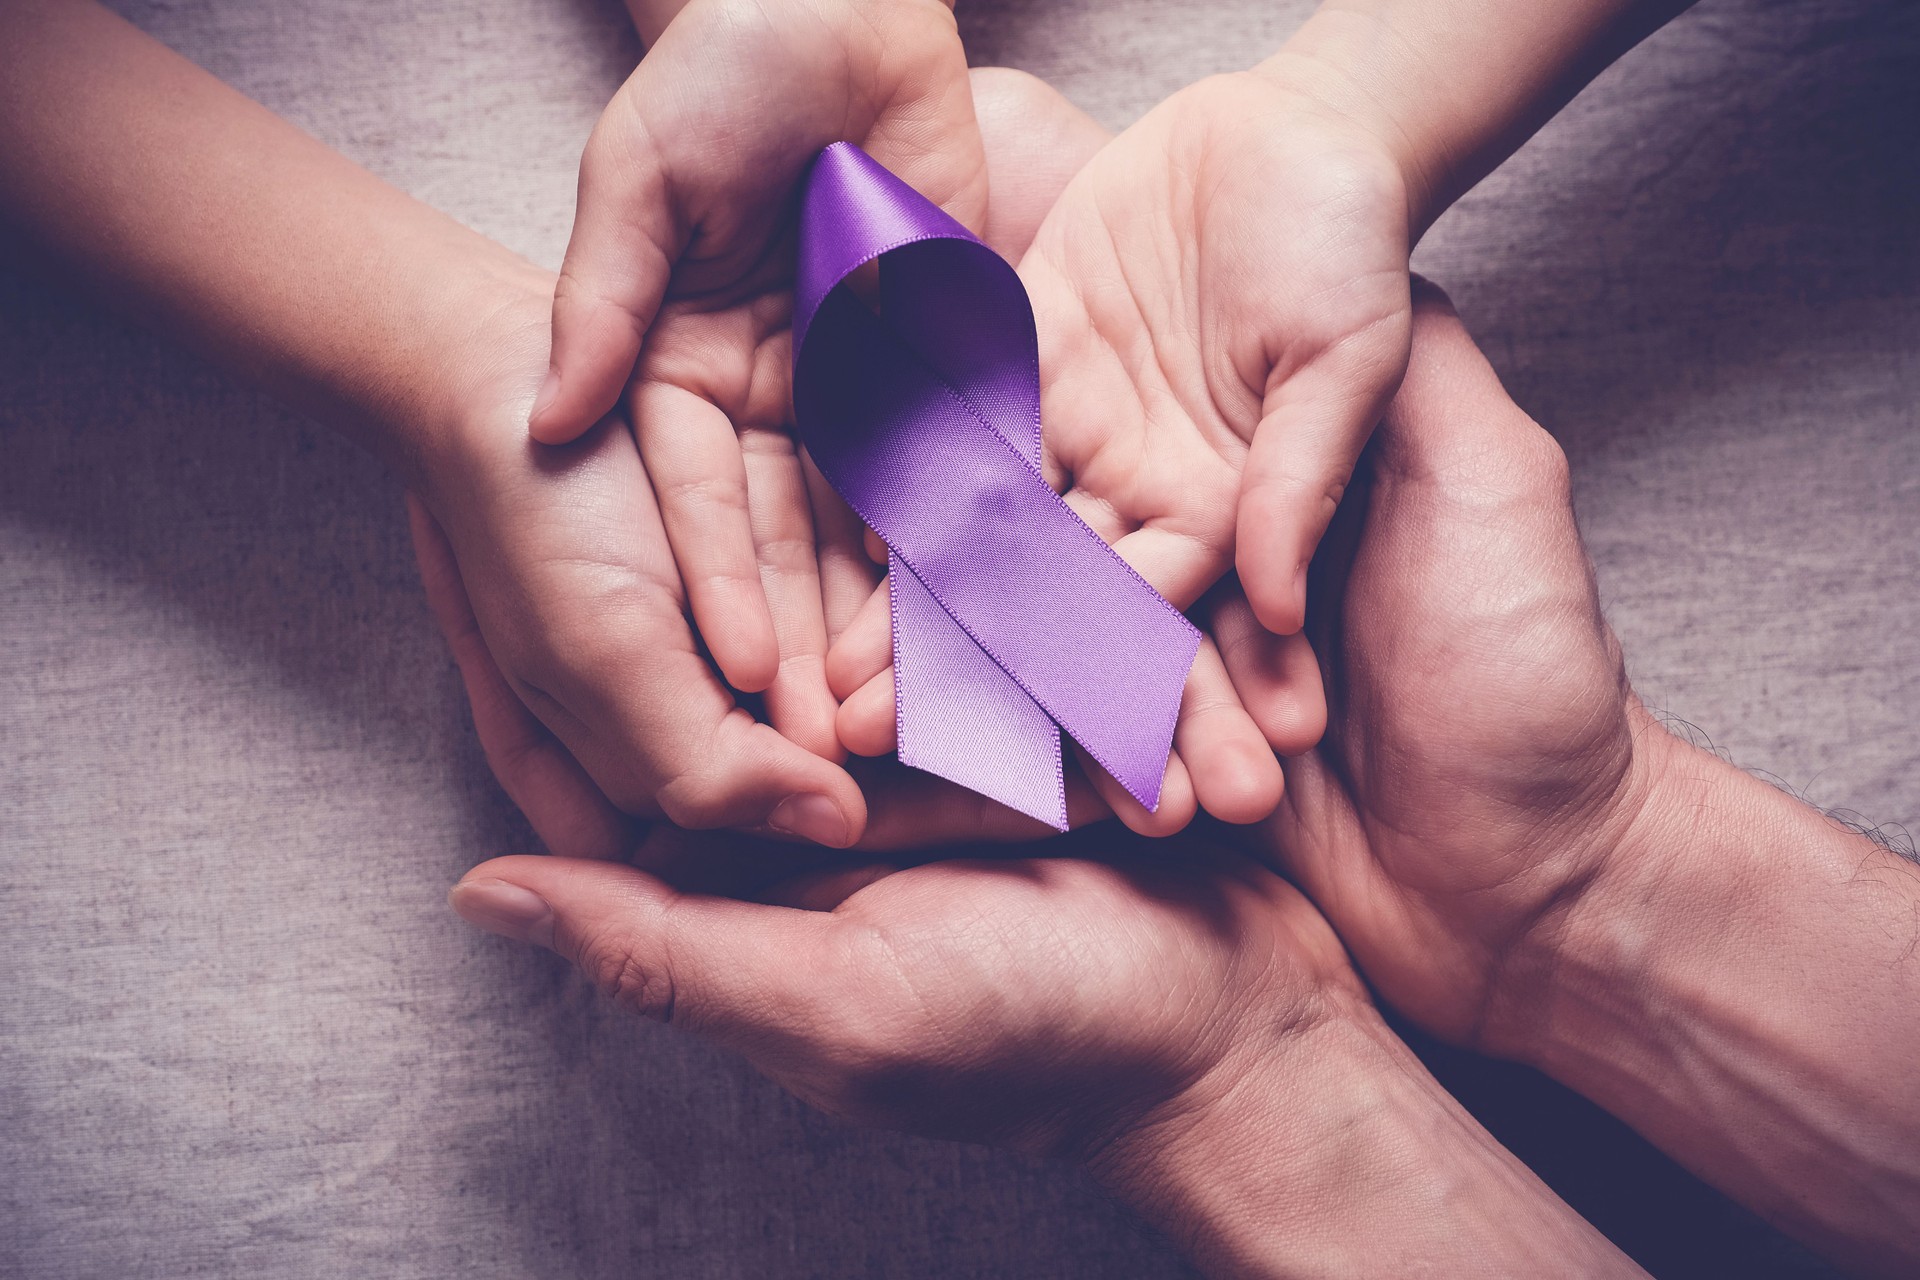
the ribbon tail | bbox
[891,553,1068,831]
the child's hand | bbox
[409,68,1129,855]
[526,0,984,747]
[1019,69,1415,641]
[830,70,1382,834]
[411,282,871,851]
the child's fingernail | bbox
[768,794,852,847]
[528,368,561,430]
[450,878,555,948]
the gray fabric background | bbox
[2,0,1915,1276]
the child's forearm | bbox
[621,0,957,58]
[1262,0,1695,233]
[0,0,545,478]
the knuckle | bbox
[581,930,676,1022]
[966,65,1052,114]
[654,764,740,829]
[660,472,749,514]
[754,534,818,577]
[1249,467,1347,536]
[1521,428,1573,496]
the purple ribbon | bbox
[791,143,1200,829]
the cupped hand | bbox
[832,71,1386,834]
[409,278,869,852]
[1224,282,1662,1052]
[527,0,984,758]
[407,69,1176,857]
[450,821,1360,1161]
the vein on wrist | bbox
[1090,995,1637,1278]
[1519,728,1920,1272]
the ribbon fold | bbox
[792,143,1200,829]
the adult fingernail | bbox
[450,878,555,949]
[768,794,852,847]
[528,368,560,432]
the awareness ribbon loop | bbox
[792,143,1201,830]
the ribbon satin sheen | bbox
[791,142,1201,830]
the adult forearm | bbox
[1093,996,1642,1279]
[0,0,543,477]
[1260,0,1695,232]
[1520,728,1920,1275]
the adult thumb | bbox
[450,855,837,1046]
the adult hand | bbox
[447,820,1638,1276]
[527,0,984,750]
[1224,281,1652,1052]
[452,826,1353,1157]
[1238,283,1920,1276]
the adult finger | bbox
[451,856,840,1051]
[406,492,636,861]
[631,380,779,693]
[1383,279,1575,489]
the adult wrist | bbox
[1089,991,1635,1278]
[1505,720,1920,1272]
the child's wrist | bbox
[363,257,556,491]
[1251,29,1447,237]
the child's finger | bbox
[1236,337,1407,636]
[804,449,883,646]
[836,666,897,758]
[825,580,893,701]
[495,425,866,847]
[1072,742,1195,839]
[1172,640,1284,824]
[530,114,679,446]
[631,381,780,694]
[1103,520,1234,612]
[1208,589,1328,757]
[741,426,842,762]
[405,492,637,861]
[852,760,1110,850]
[1058,469,1230,618]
